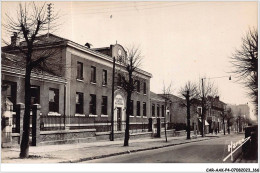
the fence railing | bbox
[166,123,187,131]
[12,112,17,133]
[39,115,149,133]
[129,122,149,133]
[40,115,65,131]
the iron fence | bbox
[37,114,149,133]
[40,115,65,131]
[112,121,149,133]
[12,112,18,133]
[67,115,94,130]
[166,123,187,131]
[129,122,149,133]
[94,119,111,132]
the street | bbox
[85,133,244,163]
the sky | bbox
[1,1,258,119]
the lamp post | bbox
[110,57,115,141]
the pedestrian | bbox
[215,128,217,135]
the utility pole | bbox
[164,99,167,142]
[222,110,226,135]
[47,3,53,37]
[110,57,115,141]
[201,78,205,137]
[186,90,191,139]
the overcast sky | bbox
[1,1,258,119]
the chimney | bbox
[84,42,91,48]
[11,32,20,47]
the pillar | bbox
[148,118,153,132]
[32,104,41,146]
[16,103,25,144]
[157,118,161,137]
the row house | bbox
[207,96,227,133]
[150,92,167,120]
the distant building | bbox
[150,92,168,122]
[207,96,227,133]
[228,104,250,119]
[158,93,200,132]
[227,104,250,132]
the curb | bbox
[60,137,211,163]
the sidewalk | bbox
[234,154,258,163]
[1,134,221,163]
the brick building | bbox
[207,96,227,133]
[2,33,152,134]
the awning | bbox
[198,118,209,125]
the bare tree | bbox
[231,28,258,113]
[226,107,234,134]
[197,78,218,137]
[2,2,60,158]
[179,81,199,139]
[219,108,227,135]
[161,82,172,142]
[116,46,142,146]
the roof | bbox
[2,33,67,51]
[91,47,112,56]
[2,33,153,78]
[1,52,66,83]
[150,91,165,102]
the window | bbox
[122,76,125,87]
[143,102,146,117]
[130,100,134,116]
[162,105,165,117]
[102,70,107,85]
[117,74,122,87]
[157,104,160,117]
[136,80,140,93]
[89,94,96,115]
[76,92,83,114]
[77,62,83,80]
[143,82,147,94]
[91,66,96,83]
[152,104,155,117]
[31,85,40,105]
[4,81,17,111]
[49,88,59,112]
[101,96,108,115]
[197,107,202,116]
[136,101,140,116]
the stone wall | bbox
[39,129,96,146]
[11,133,20,145]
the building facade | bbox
[2,33,152,133]
[207,96,227,133]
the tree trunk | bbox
[223,118,225,135]
[164,101,167,142]
[186,92,191,140]
[227,119,230,134]
[124,91,131,146]
[201,105,205,137]
[20,67,32,158]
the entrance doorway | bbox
[117,107,122,131]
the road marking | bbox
[223,136,251,162]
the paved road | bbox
[85,134,244,163]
